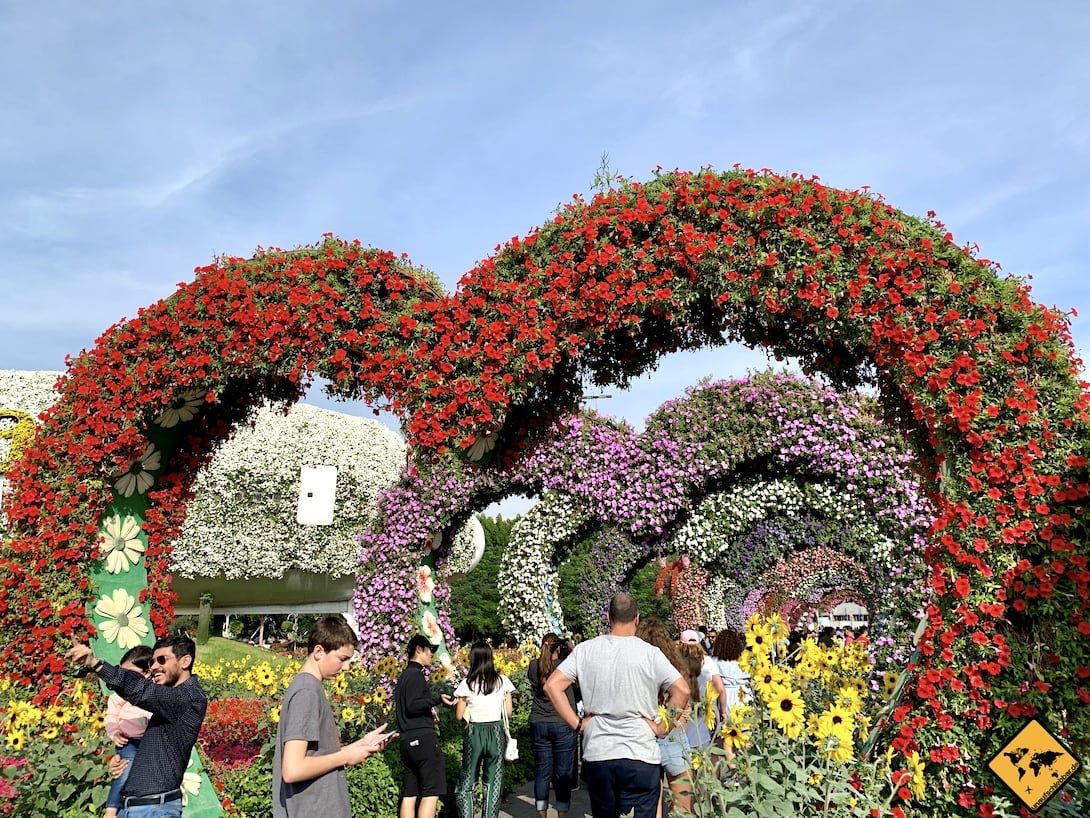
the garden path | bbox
[498,777,672,818]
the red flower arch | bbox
[2,168,1087,812]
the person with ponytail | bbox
[452,641,515,818]
[635,617,692,816]
[528,632,578,818]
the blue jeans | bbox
[118,800,182,818]
[106,740,140,809]
[583,759,660,818]
[531,720,577,811]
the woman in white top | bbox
[453,640,516,818]
[711,628,751,710]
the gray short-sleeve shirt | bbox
[273,673,350,818]
[557,634,680,765]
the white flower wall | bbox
[171,402,405,579]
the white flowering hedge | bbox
[498,492,589,644]
[492,373,932,657]
[668,477,905,578]
[171,402,405,579]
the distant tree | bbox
[558,533,595,637]
[449,514,514,644]
[628,559,672,625]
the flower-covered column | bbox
[86,392,222,818]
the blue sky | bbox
[2,0,1088,447]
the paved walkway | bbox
[499,778,593,818]
[498,778,672,818]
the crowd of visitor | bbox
[61,604,873,818]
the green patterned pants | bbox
[456,720,505,818]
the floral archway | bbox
[355,372,930,662]
[1,168,1087,813]
[493,374,930,659]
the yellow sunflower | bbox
[882,671,901,699]
[766,684,805,739]
[752,665,791,699]
[738,648,764,676]
[816,704,856,738]
[813,723,855,763]
[836,685,863,712]
[745,623,773,654]
[703,681,720,730]
[906,750,926,798]
[764,613,789,640]
[720,721,749,751]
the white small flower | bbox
[114,443,161,498]
[98,514,145,574]
[155,389,205,429]
[95,589,150,649]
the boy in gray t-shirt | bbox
[273,617,396,818]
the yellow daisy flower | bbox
[6,728,27,751]
[752,665,791,699]
[813,723,855,764]
[882,671,901,699]
[745,624,773,654]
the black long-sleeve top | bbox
[96,663,208,798]
[394,661,444,734]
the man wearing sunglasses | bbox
[67,635,208,817]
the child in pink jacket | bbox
[103,645,154,818]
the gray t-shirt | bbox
[557,634,681,765]
[273,673,349,818]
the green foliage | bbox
[195,635,296,667]
[449,515,512,642]
[557,533,594,636]
[683,729,906,818]
[217,745,405,818]
[211,652,536,818]
[628,560,672,625]
[2,735,112,818]
[557,533,668,637]
[346,749,403,818]
[216,761,272,818]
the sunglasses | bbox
[153,654,173,665]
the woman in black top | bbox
[527,633,578,818]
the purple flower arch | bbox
[355,371,932,666]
